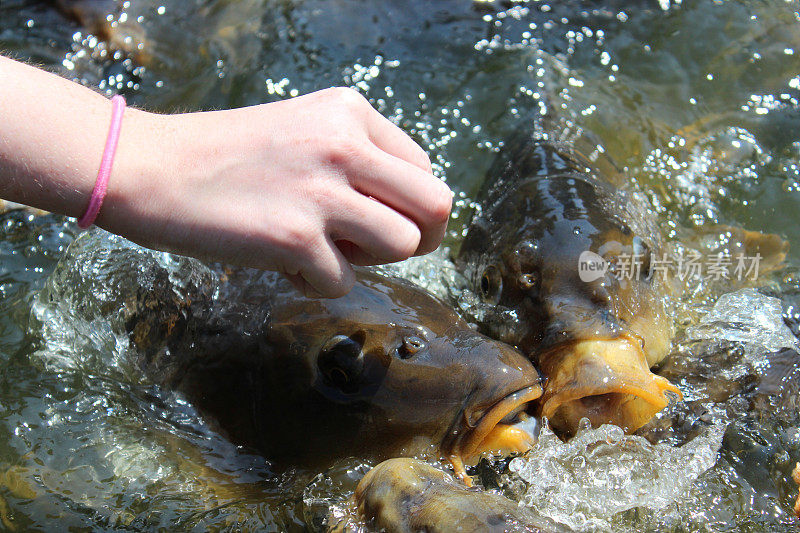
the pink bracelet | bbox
[77,94,126,229]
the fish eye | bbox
[518,272,538,290]
[318,331,366,392]
[479,265,503,304]
[398,335,426,359]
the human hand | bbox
[101,87,452,297]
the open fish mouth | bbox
[447,383,543,485]
[538,334,681,436]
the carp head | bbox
[458,144,679,436]
[352,458,557,532]
[268,271,542,481]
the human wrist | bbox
[92,107,180,243]
[76,95,126,229]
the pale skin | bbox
[0,55,452,297]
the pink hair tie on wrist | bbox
[77,94,126,229]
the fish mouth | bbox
[537,334,681,436]
[447,383,543,486]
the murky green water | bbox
[2,0,800,530]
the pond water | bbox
[1,0,800,530]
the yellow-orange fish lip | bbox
[536,334,682,434]
[447,383,543,485]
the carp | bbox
[51,0,150,63]
[126,267,543,482]
[349,457,563,533]
[457,128,680,435]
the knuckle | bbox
[275,224,319,259]
[310,180,348,215]
[328,86,367,110]
[324,134,367,168]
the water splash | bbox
[373,246,467,304]
[507,422,726,531]
[686,288,798,357]
[29,230,214,376]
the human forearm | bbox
[0,55,452,297]
[0,55,131,217]
[0,54,208,251]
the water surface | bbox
[1,0,800,530]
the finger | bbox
[298,235,356,298]
[344,146,452,255]
[364,108,433,173]
[283,272,322,298]
[335,240,381,267]
[328,193,421,265]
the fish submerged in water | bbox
[126,266,543,482]
[50,0,150,63]
[457,128,680,436]
[347,458,564,533]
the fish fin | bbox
[686,223,788,276]
[447,455,474,487]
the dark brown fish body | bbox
[126,268,542,475]
[458,130,679,435]
[53,0,116,20]
[51,0,149,63]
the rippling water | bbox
[2,0,800,530]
